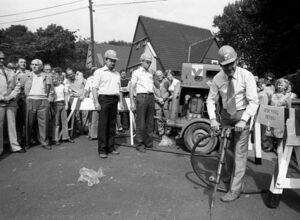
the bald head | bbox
[31,59,43,73]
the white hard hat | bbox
[104,50,118,60]
[140,53,152,62]
[218,45,237,65]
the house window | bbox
[136,43,140,50]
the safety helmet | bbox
[218,45,237,65]
[140,53,152,62]
[104,50,118,60]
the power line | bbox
[0,7,87,25]
[0,0,168,25]
[0,0,84,18]
[94,0,167,7]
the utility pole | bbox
[88,0,95,67]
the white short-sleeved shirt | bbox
[131,66,154,94]
[92,66,120,95]
[54,84,66,102]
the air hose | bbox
[190,133,268,194]
[115,133,268,194]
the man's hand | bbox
[119,102,124,111]
[79,95,85,101]
[3,96,10,102]
[210,119,220,132]
[235,120,246,132]
[94,102,101,111]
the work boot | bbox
[220,191,240,203]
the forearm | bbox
[6,83,21,100]
[92,88,99,104]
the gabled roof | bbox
[137,16,217,71]
[93,43,131,71]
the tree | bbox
[0,25,36,62]
[35,24,76,68]
[213,0,300,78]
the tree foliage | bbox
[213,0,300,78]
[0,24,89,72]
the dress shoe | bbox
[55,141,60,146]
[41,145,52,150]
[220,191,240,202]
[136,146,146,153]
[110,150,120,155]
[99,153,108,159]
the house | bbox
[86,43,131,72]
[126,16,220,76]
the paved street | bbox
[0,135,300,220]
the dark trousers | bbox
[135,93,154,147]
[97,95,119,154]
[16,94,26,144]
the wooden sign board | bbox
[79,98,95,110]
[285,108,300,146]
[256,105,285,129]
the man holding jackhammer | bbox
[206,45,259,202]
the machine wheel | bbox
[184,122,217,154]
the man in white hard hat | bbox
[92,50,124,159]
[130,53,156,153]
[206,45,259,202]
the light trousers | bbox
[0,106,21,153]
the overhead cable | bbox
[0,0,84,18]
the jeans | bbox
[53,101,70,141]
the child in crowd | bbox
[52,74,74,145]
[265,78,292,152]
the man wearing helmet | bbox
[130,53,156,153]
[206,45,259,202]
[92,50,124,159]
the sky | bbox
[0,0,236,43]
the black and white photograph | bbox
[0,0,300,219]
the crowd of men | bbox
[0,49,180,157]
[1,45,298,204]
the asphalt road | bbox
[0,135,300,220]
